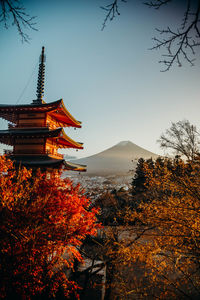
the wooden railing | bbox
[46,149,64,158]
[4,149,64,159]
[16,123,47,128]
[8,123,60,130]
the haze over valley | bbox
[64,141,158,198]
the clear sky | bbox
[0,0,199,158]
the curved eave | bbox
[0,128,63,145]
[64,161,86,172]
[0,99,62,123]
[55,129,83,150]
[7,155,86,171]
[49,99,82,128]
[11,157,65,169]
[0,99,82,128]
[0,128,83,150]
[0,128,62,146]
[0,99,61,111]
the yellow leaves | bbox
[191,219,200,231]
[127,157,200,297]
[99,157,200,298]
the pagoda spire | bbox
[33,46,46,104]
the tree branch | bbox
[148,0,200,71]
[144,0,171,10]
[101,0,127,30]
[0,0,37,42]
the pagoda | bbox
[0,47,86,172]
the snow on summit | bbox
[117,141,131,146]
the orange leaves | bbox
[0,156,99,299]
[100,157,200,298]
[130,157,200,298]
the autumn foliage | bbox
[131,157,200,298]
[112,156,200,298]
[91,156,200,299]
[0,156,99,299]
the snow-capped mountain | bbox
[71,141,158,176]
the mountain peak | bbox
[71,140,158,175]
[117,141,132,146]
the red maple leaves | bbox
[0,156,99,299]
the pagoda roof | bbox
[48,99,82,128]
[8,155,86,171]
[0,128,83,149]
[54,128,83,149]
[63,160,87,172]
[0,99,82,128]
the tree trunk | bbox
[103,261,115,300]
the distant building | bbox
[0,47,86,172]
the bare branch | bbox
[144,0,172,9]
[101,0,200,70]
[0,0,37,42]
[101,0,127,30]
[158,120,200,160]
[181,0,191,29]
[149,0,200,71]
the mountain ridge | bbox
[70,141,158,176]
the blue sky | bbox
[0,0,199,158]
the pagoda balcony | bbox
[46,149,64,159]
[4,149,63,159]
[14,124,49,129]
[12,124,59,130]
